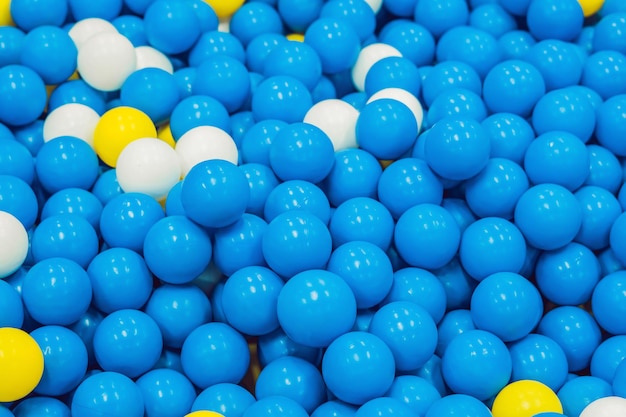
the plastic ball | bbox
[436,26,501,79]
[582,50,626,100]
[378,20,435,67]
[37,136,99,194]
[591,270,626,334]
[509,334,569,391]
[0,327,44,403]
[533,91,595,145]
[240,163,280,217]
[269,122,334,183]
[421,61,481,108]
[12,396,70,417]
[143,215,212,284]
[527,0,584,41]
[441,329,512,400]
[322,331,395,405]
[0,175,38,230]
[77,31,137,92]
[311,401,357,417]
[181,322,250,388]
[119,68,179,125]
[30,325,88,396]
[322,149,382,207]
[0,138,34,185]
[0,279,23,328]
[613,359,626,396]
[99,192,165,252]
[251,75,313,124]
[112,14,148,47]
[264,180,330,224]
[469,3,517,38]
[71,371,144,417]
[483,60,546,117]
[482,113,534,165]
[9,0,67,30]
[492,380,563,417]
[319,0,376,42]
[43,104,100,149]
[364,56,421,98]
[591,335,626,383]
[0,26,25,68]
[143,0,201,55]
[194,55,250,113]
[424,394,492,417]
[329,197,395,250]
[425,117,490,180]
[585,144,623,193]
[395,203,460,269]
[580,396,626,417]
[303,99,359,151]
[188,30,245,67]
[67,0,122,19]
[93,106,157,167]
[228,2,282,47]
[558,376,613,417]
[144,283,212,349]
[514,184,582,251]
[175,126,238,176]
[526,41,584,93]
[593,12,626,53]
[354,397,414,417]
[537,306,602,372]
[87,247,154,314]
[263,41,322,91]
[0,65,46,127]
[135,369,196,417]
[181,159,249,228]
[134,45,174,74]
[191,383,255,416]
[427,87,488,126]
[240,119,286,165]
[242,396,307,417]
[68,17,118,50]
[277,269,356,347]
[20,25,76,86]
[385,375,440,416]
[93,309,163,378]
[596,94,626,157]
[245,33,286,74]
[383,269,446,325]
[212,213,267,276]
[304,17,360,75]
[48,79,107,116]
[351,43,402,92]
[415,0,469,38]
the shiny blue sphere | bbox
[435,309,475,357]
[379,20,435,67]
[0,174,38,229]
[0,65,46,127]
[483,60,545,117]
[240,163,280,217]
[322,148,382,207]
[364,57,421,98]
[421,61,481,108]
[91,169,122,205]
[509,333,569,391]
[385,267,447,324]
[71,371,144,417]
[241,119,287,165]
[319,0,376,42]
[592,270,626,335]
[230,1,283,46]
[48,79,106,115]
[0,26,25,68]
[386,375,441,417]
[436,26,501,79]
[311,401,357,417]
[41,188,102,232]
[112,14,148,47]
[596,94,626,156]
[498,29,537,59]
[194,55,250,113]
[582,50,626,100]
[277,269,356,347]
[532,88,596,143]
[355,397,414,417]
[192,383,256,416]
[264,41,322,91]
[242,396,308,417]
[558,376,613,417]
[10,0,67,31]
[213,213,268,276]
[245,34,287,74]
[585,144,623,193]
[252,76,313,124]
[526,0,584,41]
[143,0,201,54]
[329,197,395,250]
[482,112,534,164]
[188,30,245,67]
[136,369,196,417]
[0,138,34,184]
[424,394,492,417]
[170,95,231,139]
[469,3,516,38]
[120,68,180,125]
[526,40,584,91]
[414,0,469,38]
[593,12,626,54]
[13,396,70,417]
[427,88,487,126]
[264,180,330,224]
[0,279,23,328]
[590,335,626,383]
[20,25,77,85]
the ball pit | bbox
[3,0,626,416]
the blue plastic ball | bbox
[514,184,582,250]
[277,269,356,347]
[498,29,537,60]
[355,397,414,417]
[426,88,487,125]
[87,247,154,314]
[526,40,584,92]
[509,333,569,391]
[240,119,286,165]
[436,26,501,79]
[322,331,395,405]
[143,0,201,54]
[278,0,323,32]
[435,309,475,357]
[194,55,250,113]
[189,30,245,67]
[120,68,180,125]
[414,0,469,38]
[322,148,382,207]
[240,163,280,217]
[526,0,584,41]
[582,50,626,100]
[136,369,196,417]
[264,41,322,91]
[0,65,46,126]
[100,192,165,253]
[93,309,163,378]
[212,213,267,276]
[364,57,421,98]
[591,270,626,334]
[0,139,34,185]
[535,242,601,306]
[23,257,92,325]
[413,354,448,397]
[558,376,613,417]
[242,396,308,417]
[329,197,395,250]
[537,306,602,372]
[30,325,88,396]
[91,169,122,205]
[424,394,492,417]
[441,329,512,400]
[192,383,255,416]
[424,117,490,181]
[385,375,441,416]
[421,61,481,108]
[0,279,23,328]
[319,0,376,42]
[41,188,102,232]
[35,136,99,194]
[585,144,623,193]
[255,356,326,414]
[12,396,70,417]
[10,0,68,31]
[68,0,122,19]
[523,131,590,190]
[186,0,218,32]
[31,214,99,268]
[0,175,38,229]
[378,21,435,67]
[264,180,330,224]
[483,60,545,117]
[229,2,283,47]
[169,95,231,139]
[181,322,250,388]
[385,268,447,324]
[593,12,626,53]
[481,112,534,164]
[71,371,144,417]
[221,265,282,336]
[596,94,626,156]
[269,122,334,183]
[49,79,107,115]
[532,88,596,143]
[173,67,196,100]
[0,26,25,68]
[251,76,313,123]
[395,203,461,270]
[311,401,357,417]
[327,241,393,309]
[143,215,212,284]
[112,15,148,47]
[257,327,322,367]
[356,98,418,160]
[469,3,516,38]
[20,25,77,85]
[591,335,626,383]
[471,272,543,342]
[245,34,287,75]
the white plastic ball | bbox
[368,87,424,134]
[364,0,383,13]
[580,396,626,417]
[303,99,359,151]
[43,103,100,148]
[218,18,231,33]
[0,211,29,278]
[116,138,182,200]
[135,46,174,74]
[68,18,119,50]
[175,125,239,176]
[77,31,137,92]
[351,43,402,92]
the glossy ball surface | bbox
[509,333,569,391]
[592,270,626,334]
[526,0,584,41]
[0,327,44,403]
[329,197,395,250]
[71,371,144,417]
[0,65,46,127]
[491,380,563,417]
[251,76,313,124]
[136,368,196,417]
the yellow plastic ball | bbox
[0,0,14,26]
[286,33,305,42]
[492,380,563,417]
[203,0,245,19]
[93,106,157,167]
[0,327,45,403]
[185,411,225,417]
[577,0,605,17]
[157,123,176,148]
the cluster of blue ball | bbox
[3,0,626,416]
